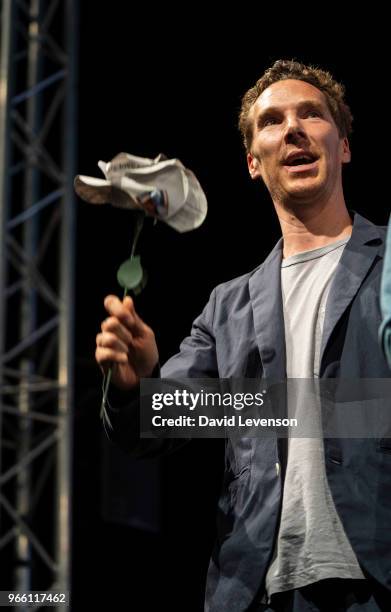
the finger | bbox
[103,295,140,334]
[101,318,134,346]
[96,332,129,355]
[95,346,128,365]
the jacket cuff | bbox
[106,362,161,410]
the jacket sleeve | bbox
[161,287,218,378]
[103,287,219,458]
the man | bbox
[95,60,391,611]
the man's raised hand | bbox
[95,295,159,390]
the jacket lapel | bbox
[319,212,383,370]
[249,238,287,379]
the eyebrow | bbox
[255,99,326,127]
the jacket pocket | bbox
[225,437,253,475]
[228,463,251,507]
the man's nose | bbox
[284,116,307,143]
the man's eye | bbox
[306,110,322,118]
[263,117,278,127]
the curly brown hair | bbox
[238,59,353,153]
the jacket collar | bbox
[248,211,383,379]
[319,211,383,371]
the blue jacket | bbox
[107,211,391,612]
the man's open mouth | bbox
[284,153,319,167]
[282,152,319,173]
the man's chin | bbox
[283,181,324,204]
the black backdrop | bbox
[72,6,388,611]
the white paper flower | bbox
[74,152,207,233]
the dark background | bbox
[72,7,388,611]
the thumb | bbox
[123,295,146,333]
[123,295,135,312]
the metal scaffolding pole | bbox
[0,0,77,608]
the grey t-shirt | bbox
[265,237,365,598]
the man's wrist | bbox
[108,362,161,409]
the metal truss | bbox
[0,0,77,607]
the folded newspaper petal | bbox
[74,152,207,233]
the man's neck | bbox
[275,200,353,259]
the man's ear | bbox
[341,137,351,164]
[247,152,262,179]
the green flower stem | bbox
[101,213,145,426]
[130,211,145,259]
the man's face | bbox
[247,79,351,206]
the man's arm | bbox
[95,290,218,457]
